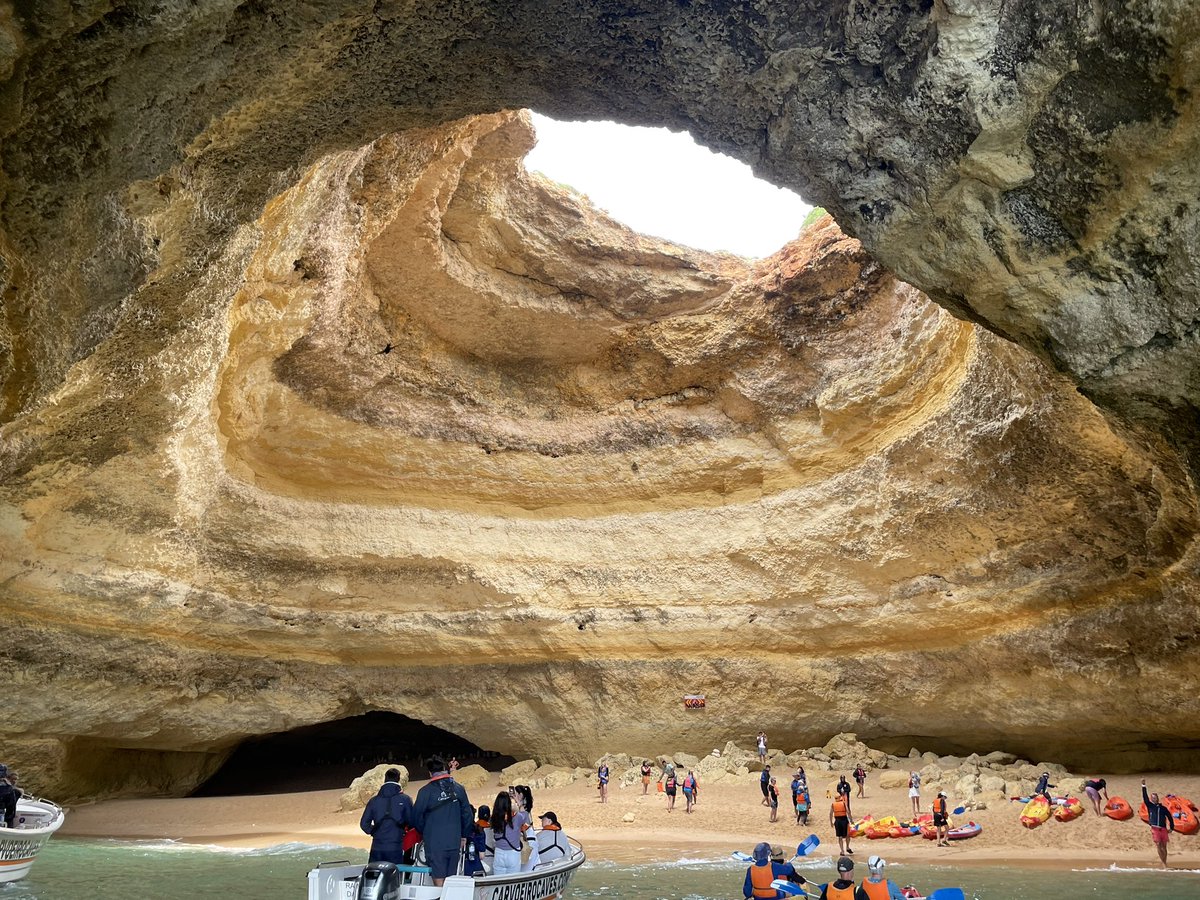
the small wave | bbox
[88,838,353,856]
[1074,863,1200,875]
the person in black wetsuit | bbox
[0,765,22,829]
[359,767,413,865]
[1142,779,1175,869]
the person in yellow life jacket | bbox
[931,792,950,847]
[743,841,789,899]
[818,856,857,900]
[855,855,906,900]
[830,793,854,856]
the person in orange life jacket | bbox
[818,855,857,900]
[743,841,795,899]
[411,757,473,886]
[1142,779,1175,868]
[474,804,494,870]
[359,767,414,865]
[931,791,950,847]
[830,792,854,856]
[855,855,906,900]
[535,811,571,863]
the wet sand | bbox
[60,771,1200,871]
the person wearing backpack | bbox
[359,767,414,865]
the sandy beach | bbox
[59,769,1200,871]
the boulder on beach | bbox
[453,764,491,790]
[338,764,410,813]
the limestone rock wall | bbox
[1,4,1199,798]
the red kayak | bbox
[1104,797,1133,821]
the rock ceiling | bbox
[0,2,1197,798]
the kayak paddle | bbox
[731,851,753,862]
[927,889,966,900]
[795,834,820,857]
[770,879,816,898]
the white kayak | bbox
[307,839,586,900]
[0,797,66,883]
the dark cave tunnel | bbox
[191,711,515,796]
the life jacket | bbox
[665,775,677,789]
[933,796,947,816]
[825,881,856,900]
[749,862,779,899]
[684,775,695,790]
[832,798,848,817]
[860,878,891,899]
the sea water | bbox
[4,840,1198,899]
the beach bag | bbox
[657,781,664,793]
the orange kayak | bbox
[1103,797,1133,821]
[1167,796,1200,835]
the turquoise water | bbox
[4,840,1198,899]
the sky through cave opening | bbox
[526,113,814,259]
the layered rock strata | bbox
[0,3,1198,798]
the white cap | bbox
[867,855,885,871]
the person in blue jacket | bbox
[359,768,413,865]
[411,757,474,886]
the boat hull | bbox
[307,841,586,900]
[0,798,66,883]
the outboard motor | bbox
[355,862,401,900]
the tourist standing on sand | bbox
[664,766,678,811]
[597,762,610,803]
[831,790,854,856]
[760,764,772,806]
[757,731,768,764]
[359,767,413,865]
[907,771,921,815]
[853,764,867,799]
[411,757,473,887]
[768,777,780,822]
[1142,779,1175,868]
[683,770,699,813]
[1083,777,1109,816]
[794,780,811,826]
[641,760,653,795]
[931,791,950,847]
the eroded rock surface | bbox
[1,4,1199,798]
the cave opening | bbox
[191,711,516,797]
[525,112,814,259]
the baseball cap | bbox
[539,811,559,826]
[868,855,886,871]
[837,856,854,873]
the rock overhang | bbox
[0,2,1198,797]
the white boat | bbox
[0,797,66,883]
[306,839,586,900]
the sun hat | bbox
[770,845,785,860]
[837,856,854,873]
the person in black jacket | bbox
[1142,779,1176,868]
[359,768,413,865]
[411,757,473,886]
[0,765,22,829]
